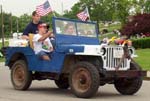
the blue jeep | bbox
[5,17,146,98]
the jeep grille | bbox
[103,46,130,71]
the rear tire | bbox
[55,76,69,89]
[69,62,100,98]
[11,60,32,90]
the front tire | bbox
[11,60,32,90]
[114,60,143,95]
[69,62,100,98]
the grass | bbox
[134,49,150,70]
[0,58,5,62]
[99,33,118,40]
[100,23,121,32]
[99,23,121,40]
[0,41,8,62]
[0,41,9,48]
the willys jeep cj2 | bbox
[4,17,146,98]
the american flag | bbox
[36,0,52,16]
[77,7,90,21]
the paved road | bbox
[0,62,150,101]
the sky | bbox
[0,0,79,17]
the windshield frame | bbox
[52,17,99,38]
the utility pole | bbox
[61,1,64,15]
[10,13,13,35]
[16,18,19,33]
[1,5,4,47]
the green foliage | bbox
[63,0,131,24]
[0,12,60,38]
[0,41,9,48]
[63,0,150,25]
[18,14,31,33]
[134,49,150,70]
[132,37,150,49]
[41,12,61,28]
[144,0,150,13]
[63,2,81,19]
[1,0,150,38]
[0,12,29,38]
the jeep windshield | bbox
[54,18,98,38]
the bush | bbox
[121,13,150,37]
[132,37,150,49]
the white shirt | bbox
[33,34,53,54]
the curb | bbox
[144,71,150,81]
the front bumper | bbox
[105,70,147,78]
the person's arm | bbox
[21,35,29,40]
[47,38,53,52]
[38,31,53,42]
[21,24,31,40]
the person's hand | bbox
[47,31,53,34]
[49,47,53,52]
[47,31,55,38]
[50,33,55,38]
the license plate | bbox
[114,49,124,58]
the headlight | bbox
[100,48,106,55]
[129,49,133,55]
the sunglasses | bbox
[40,26,48,29]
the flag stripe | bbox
[36,0,52,16]
[77,8,89,21]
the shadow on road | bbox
[2,85,139,99]
[28,87,74,98]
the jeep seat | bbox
[29,33,34,49]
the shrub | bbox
[121,13,150,37]
[132,37,150,49]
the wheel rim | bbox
[13,64,26,87]
[72,67,92,93]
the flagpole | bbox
[52,11,56,17]
[86,6,91,21]
[61,1,64,15]
[10,13,13,35]
[16,18,19,33]
[1,5,5,47]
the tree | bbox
[144,0,150,13]
[18,14,31,33]
[63,0,131,24]
[121,13,150,37]
[63,2,81,19]
[41,12,61,28]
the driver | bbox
[64,23,76,35]
[33,23,53,61]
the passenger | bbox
[22,11,42,40]
[33,23,53,61]
[87,31,92,35]
[64,23,76,35]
